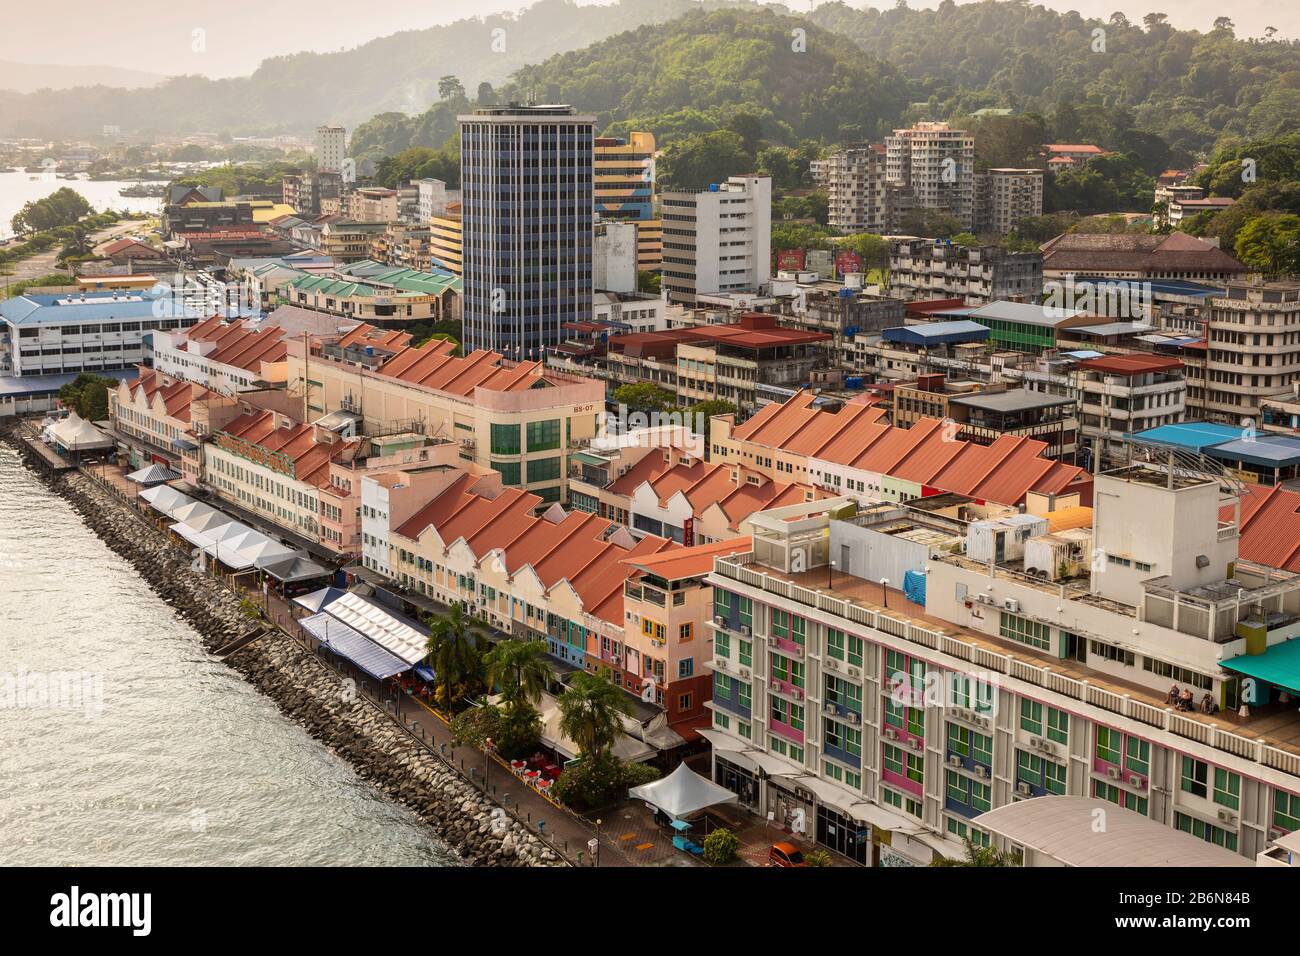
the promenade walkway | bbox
[77,460,689,867]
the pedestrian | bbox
[1168,683,1180,706]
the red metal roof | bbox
[1234,484,1300,572]
[1076,354,1183,376]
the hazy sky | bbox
[4,0,1295,79]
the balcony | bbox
[711,553,1300,778]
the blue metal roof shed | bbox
[881,320,990,347]
[1129,421,1251,451]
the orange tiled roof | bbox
[729,390,1091,507]
[391,479,675,627]
[1233,484,1300,573]
[624,536,753,580]
[219,410,351,488]
[374,341,554,395]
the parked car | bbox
[767,842,806,867]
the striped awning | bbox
[299,612,412,680]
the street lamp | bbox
[880,578,890,609]
[827,558,836,590]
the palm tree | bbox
[424,602,481,715]
[930,837,1018,867]
[557,672,632,759]
[483,639,550,714]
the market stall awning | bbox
[629,763,737,819]
[125,464,182,485]
[138,485,194,516]
[258,554,333,584]
[1220,639,1300,696]
[300,611,412,680]
[292,587,428,664]
[697,727,803,777]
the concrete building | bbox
[1194,281,1300,424]
[885,122,975,230]
[594,132,662,271]
[150,315,289,395]
[660,176,772,307]
[285,261,461,325]
[1072,354,1187,460]
[415,178,458,222]
[0,287,204,379]
[428,204,463,276]
[283,323,603,506]
[974,168,1043,234]
[459,104,595,359]
[821,144,889,233]
[593,220,639,294]
[702,454,1300,863]
[315,125,346,174]
[1039,232,1248,284]
[889,239,1043,305]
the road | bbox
[0,218,149,288]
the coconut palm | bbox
[483,639,550,713]
[557,671,632,758]
[424,602,481,714]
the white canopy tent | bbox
[629,762,738,819]
[45,412,113,453]
[138,485,195,517]
[125,463,182,485]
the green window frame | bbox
[1047,706,1069,745]
[713,589,731,619]
[715,630,731,658]
[826,628,845,661]
[526,419,561,452]
[527,456,561,483]
[1017,750,1043,787]
[1000,611,1050,650]
[1175,812,1237,852]
[491,460,521,485]
[972,730,993,767]
[714,712,730,731]
[906,752,924,784]
[847,634,863,667]
[1044,761,1067,795]
[1020,698,1043,735]
[1274,791,1300,832]
[1125,736,1150,777]
[738,596,752,629]
[906,706,925,738]
[1213,768,1241,811]
[738,682,752,711]
[1096,726,1122,765]
[883,744,904,776]
[738,639,752,668]
[713,672,731,700]
[1181,757,1209,798]
[948,723,970,756]
[884,696,905,729]
[490,423,520,455]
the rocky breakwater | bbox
[4,436,561,866]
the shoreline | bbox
[1,427,562,868]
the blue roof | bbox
[299,611,412,680]
[1062,350,1105,359]
[0,290,177,327]
[1220,639,1300,695]
[1130,422,1300,468]
[1130,421,1251,451]
[882,320,990,346]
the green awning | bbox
[1220,639,1300,695]
[574,452,608,466]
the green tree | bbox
[557,672,632,759]
[636,270,661,295]
[687,400,736,446]
[658,130,751,190]
[483,639,550,714]
[1234,213,1300,275]
[423,602,483,715]
[613,382,676,415]
[930,837,1018,867]
[57,373,116,421]
[702,827,740,865]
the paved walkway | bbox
[1,219,148,287]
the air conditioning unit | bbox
[847,666,861,678]
[716,658,729,670]
[1128,775,1143,789]
[1016,782,1032,796]
[908,737,922,752]
[825,657,840,672]
[1003,598,1020,613]
[1217,809,1236,825]
[948,755,963,767]
[738,667,750,679]
[770,678,781,691]
[1028,736,1043,749]
[791,645,804,659]
[974,765,988,779]
[976,717,991,730]
[884,728,899,741]
[976,594,995,605]
[1106,767,1121,781]
[792,688,804,701]
[714,615,725,626]
[846,711,860,726]
[824,702,838,716]
[740,624,751,636]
